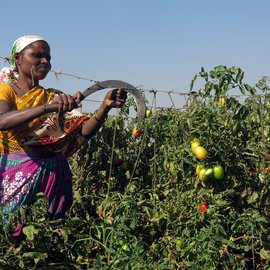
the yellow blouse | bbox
[0,83,89,155]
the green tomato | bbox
[232,122,240,135]
[118,240,124,246]
[218,96,226,107]
[213,165,225,180]
[122,244,129,251]
[176,240,183,248]
[145,109,152,118]
[205,168,213,178]
[199,168,208,181]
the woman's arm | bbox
[0,93,79,131]
[0,100,53,131]
[81,88,127,138]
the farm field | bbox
[1,65,270,269]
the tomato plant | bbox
[2,66,270,270]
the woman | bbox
[0,35,127,221]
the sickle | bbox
[80,80,146,122]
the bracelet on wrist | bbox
[101,104,110,112]
[43,104,47,114]
[93,111,104,124]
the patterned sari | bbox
[0,83,90,219]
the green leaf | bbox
[247,192,258,204]
[35,192,46,199]
[22,225,38,241]
[183,157,194,165]
[239,84,246,95]
[236,106,249,120]
[59,228,69,243]
[190,74,198,91]
[236,69,244,83]
[260,248,270,261]
[22,251,48,261]
[106,247,116,254]
[243,83,253,94]
[70,216,81,223]
[169,162,177,176]
[74,191,82,204]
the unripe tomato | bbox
[205,168,213,178]
[218,96,226,107]
[118,240,125,246]
[132,128,142,138]
[191,141,200,154]
[199,168,208,181]
[199,202,208,213]
[194,146,208,160]
[232,122,240,135]
[213,165,224,180]
[145,109,152,118]
[122,244,129,251]
[176,239,183,248]
[196,164,203,176]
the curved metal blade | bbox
[81,80,146,122]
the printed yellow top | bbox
[0,83,89,156]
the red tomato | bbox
[113,159,123,167]
[199,202,208,213]
[132,128,142,138]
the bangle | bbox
[101,104,110,112]
[93,111,103,124]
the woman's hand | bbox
[102,88,127,111]
[72,91,83,108]
[51,92,82,112]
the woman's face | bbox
[15,40,51,81]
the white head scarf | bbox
[10,35,46,68]
[0,35,46,83]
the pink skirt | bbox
[0,150,73,219]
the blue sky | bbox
[1,0,270,111]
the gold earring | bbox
[31,66,35,86]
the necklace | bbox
[13,83,28,95]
